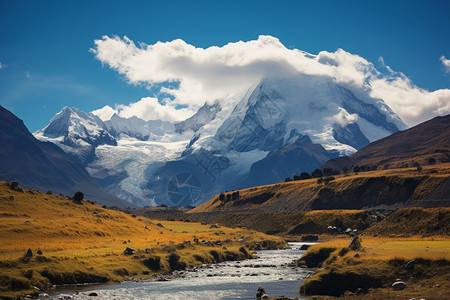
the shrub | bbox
[167,253,186,271]
[299,247,337,268]
[312,169,323,178]
[73,191,84,204]
[298,172,312,180]
[142,256,161,271]
[323,168,334,176]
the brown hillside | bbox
[323,114,450,170]
[190,165,450,213]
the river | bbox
[52,242,314,300]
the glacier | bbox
[35,74,407,207]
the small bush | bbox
[73,191,84,204]
[113,268,129,277]
[167,253,186,271]
[298,247,337,268]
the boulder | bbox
[24,248,33,258]
[88,292,98,296]
[123,247,136,255]
[256,286,266,299]
[300,244,311,250]
[209,224,219,229]
[392,281,406,290]
[349,236,361,250]
[406,260,415,271]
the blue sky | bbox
[0,0,449,132]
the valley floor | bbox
[0,182,284,299]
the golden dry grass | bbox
[191,164,450,213]
[0,182,283,298]
[298,236,450,299]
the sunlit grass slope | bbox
[0,182,283,298]
[191,164,450,213]
[364,207,450,237]
[297,237,450,299]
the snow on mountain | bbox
[35,106,193,206]
[104,114,176,141]
[85,138,189,207]
[35,74,407,207]
[174,102,221,134]
[145,74,406,206]
[34,107,116,163]
[192,74,404,156]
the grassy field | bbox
[297,236,450,299]
[0,181,284,298]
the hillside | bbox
[191,165,450,213]
[323,114,450,171]
[0,181,283,298]
[364,207,450,237]
[0,106,128,207]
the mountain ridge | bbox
[35,75,407,207]
[322,114,450,171]
[0,105,129,207]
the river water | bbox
[53,242,314,300]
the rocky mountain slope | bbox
[322,114,450,171]
[0,106,128,207]
[35,75,406,207]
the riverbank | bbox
[51,242,312,300]
[297,236,450,299]
[0,182,285,299]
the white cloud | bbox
[0,62,3,69]
[441,56,450,72]
[91,35,450,127]
[92,105,116,121]
[328,108,359,126]
[92,97,195,122]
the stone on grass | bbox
[123,247,136,255]
[406,260,415,271]
[392,281,406,290]
[24,248,33,258]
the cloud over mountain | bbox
[92,97,195,122]
[92,35,450,126]
[441,56,450,72]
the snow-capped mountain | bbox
[35,74,406,207]
[34,107,117,164]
